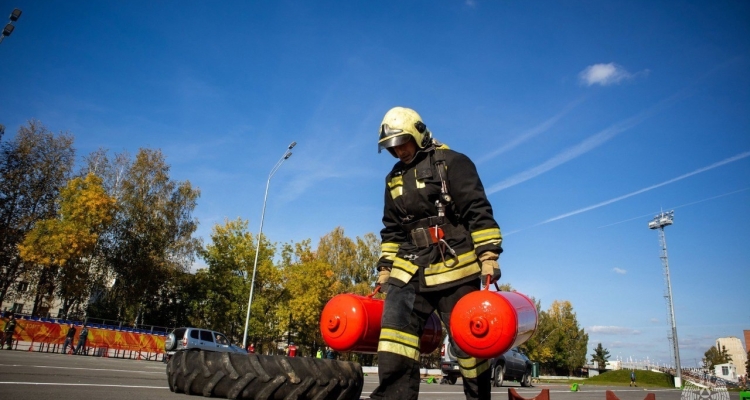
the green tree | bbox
[703,345,732,369]
[18,173,116,317]
[0,120,75,310]
[590,343,610,370]
[195,218,282,345]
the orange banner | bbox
[2,318,165,353]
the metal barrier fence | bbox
[1,316,167,362]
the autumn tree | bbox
[92,148,200,325]
[18,173,116,317]
[548,300,588,375]
[520,298,555,369]
[521,300,587,375]
[316,227,379,295]
[0,120,75,309]
[590,343,610,370]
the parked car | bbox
[440,335,533,387]
[164,327,247,360]
[489,345,533,387]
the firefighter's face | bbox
[393,139,418,164]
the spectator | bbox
[326,347,336,360]
[630,371,637,387]
[61,323,76,354]
[4,314,17,350]
[74,324,89,355]
[316,347,323,358]
[287,342,297,357]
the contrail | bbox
[539,151,750,225]
[486,91,687,195]
[504,151,750,235]
[597,187,750,228]
[478,98,584,164]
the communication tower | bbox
[648,210,682,387]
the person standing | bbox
[316,347,323,358]
[371,107,502,400]
[61,323,76,354]
[74,324,89,355]
[326,346,336,360]
[4,314,17,350]
[630,370,637,387]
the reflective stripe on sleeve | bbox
[471,228,502,247]
[390,256,419,284]
[380,242,400,261]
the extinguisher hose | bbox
[368,285,381,298]
[484,275,501,291]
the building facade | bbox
[716,336,747,378]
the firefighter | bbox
[370,107,502,400]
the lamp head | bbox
[2,23,14,37]
[10,9,22,22]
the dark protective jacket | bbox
[4,318,16,333]
[378,144,502,291]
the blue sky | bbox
[2,1,748,368]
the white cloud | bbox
[579,63,632,86]
[478,98,584,164]
[649,318,659,323]
[538,151,750,224]
[589,326,641,335]
[485,110,648,194]
[613,267,627,274]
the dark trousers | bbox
[4,332,13,349]
[370,279,491,400]
[75,338,86,354]
[62,337,73,353]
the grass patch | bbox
[585,369,674,388]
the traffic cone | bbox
[606,390,655,400]
[508,388,550,400]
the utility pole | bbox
[648,210,682,388]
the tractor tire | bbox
[166,350,364,400]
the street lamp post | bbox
[0,9,22,45]
[242,141,296,349]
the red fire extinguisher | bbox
[450,276,538,359]
[320,286,442,354]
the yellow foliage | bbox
[19,173,116,267]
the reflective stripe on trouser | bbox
[370,280,491,400]
[457,356,490,378]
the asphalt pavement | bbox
[0,350,740,400]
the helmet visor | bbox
[378,124,412,153]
